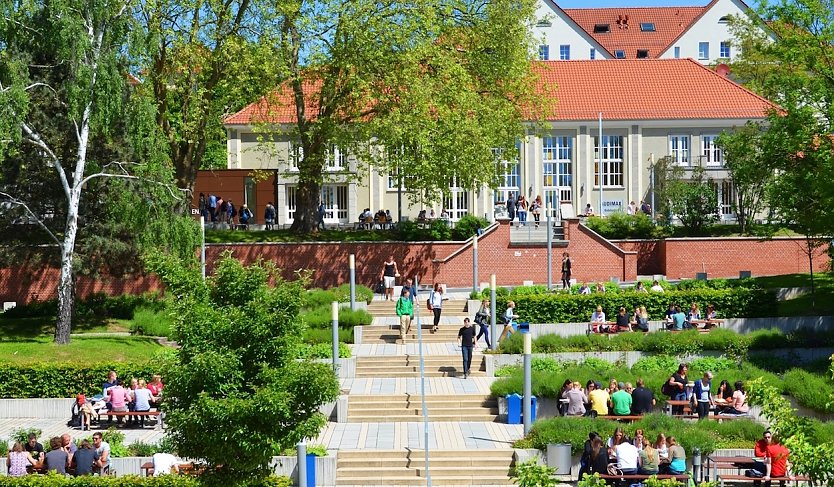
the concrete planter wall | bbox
[0,398,74,419]
[272,454,337,486]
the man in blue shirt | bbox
[671,306,687,331]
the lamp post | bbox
[331,301,339,373]
[490,274,497,351]
[297,442,307,487]
[546,207,552,290]
[349,254,356,311]
[599,112,604,217]
[413,277,432,486]
[200,217,206,281]
[523,331,532,435]
[472,234,478,295]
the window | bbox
[542,136,573,203]
[287,185,348,222]
[640,22,655,32]
[593,135,624,187]
[637,49,649,59]
[536,19,552,27]
[387,171,418,190]
[494,144,521,205]
[594,24,611,33]
[538,44,549,60]
[720,41,731,58]
[444,177,469,221]
[559,45,570,60]
[674,46,681,58]
[701,135,723,167]
[289,143,303,171]
[670,135,690,165]
[326,145,345,170]
[615,50,625,59]
[698,42,709,60]
[590,48,596,60]
[718,15,730,24]
[716,180,735,218]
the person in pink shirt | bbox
[147,374,164,409]
[105,380,131,424]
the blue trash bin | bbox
[506,393,521,424]
[531,395,538,422]
[305,453,316,487]
[518,321,530,333]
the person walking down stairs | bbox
[457,318,476,379]
[396,288,414,342]
[429,283,445,333]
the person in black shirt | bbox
[631,378,656,414]
[615,307,631,332]
[72,439,99,476]
[24,433,44,460]
[457,318,477,379]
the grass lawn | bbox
[0,336,163,365]
[745,272,834,317]
[0,316,129,339]
[206,228,398,243]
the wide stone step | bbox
[354,370,487,378]
[335,475,514,485]
[337,457,513,468]
[337,449,512,460]
[337,466,513,476]
[348,394,494,404]
[346,413,499,422]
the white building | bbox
[224,59,775,226]
[534,0,772,64]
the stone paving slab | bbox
[340,377,497,395]
[352,342,491,356]
[370,315,473,327]
[315,422,523,450]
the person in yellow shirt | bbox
[588,381,610,416]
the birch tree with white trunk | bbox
[0,0,140,344]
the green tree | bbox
[132,0,282,192]
[716,124,774,235]
[261,0,546,232]
[0,0,196,344]
[667,166,719,235]
[145,252,339,483]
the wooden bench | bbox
[718,474,809,486]
[103,410,163,429]
[233,223,249,231]
[599,473,690,484]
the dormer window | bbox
[594,24,611,33]
[536,19,552,27]
[640,23,655,32]
[615,50,625,59]
[637,49,649,58]
[718,15,730,24]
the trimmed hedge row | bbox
[3,292,163,320]
[498,288,777,323]
[0,475,291,487]
[0,364,159,398]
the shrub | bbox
[330,284,374,305]
[130,307,173,337]
[295,342,352,359]
[300,307,373,328]
[451,215,490,240]
[304,327,354,345]
[586,213,658,239]
[0,476,292,486]
[303,289,337,309]
[0,363,160,398]
[512,460,557,487]
[782,369,834,413]
[501,288,778,324]
[3,292,164,320]
[510,285,550,297]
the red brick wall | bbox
[0,268,160,304]
[660,237,829,279]
[616,240,663,276]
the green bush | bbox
[0,363,161,398]
[330,284,374,305]
[783,369,834,413]
[295,342,352,359]
[302,289,337,309]
[510,285,550,297]
[500,288,777,324]
[130,307,173,337]
[451,215,490,240]
[304,327,354,345]
[4,292,164,320]
[300,306,373,328]
[586,213,658,239]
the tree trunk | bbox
[290,180,321,233]
[808,237,816,310]
[55,188,81,344]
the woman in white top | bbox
[590,306,607,333]
[498,301,519,342]
[725,381,749,415]
[429,283,444,333]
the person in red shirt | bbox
[753,430,793,487]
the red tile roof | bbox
[225,59,776,125]
[562,2,713,59]
[532,58,776,121]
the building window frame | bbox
[539,44,549,61]
[698,42,710,60]
[719,41,731,58]
[559,44,570,60]
[593,135,624,188]
[542,136,573,204]
[701,135,724,167]
[674,46,681,58]
[670,135,691,166]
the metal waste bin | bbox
[305,454,316,487]
[547,443,572,475]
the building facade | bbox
[222,59,775,227]
[534,0,771,64]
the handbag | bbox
[607,464,623,476]
[745,469,764,478]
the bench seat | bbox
[598,473,689,482]
[718,474,809,486]
[102,410,163,429]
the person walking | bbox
[474,299,491,349]
[429,283,444,333]
[561,252,572,290]
[317,201,326,230]
[396,288,414,341]
[264,202,276,230]
[498,300,519,342]
[506,193,516,226]
[457,318,476,379]
[517,195,528,226]
[694,371,715,420]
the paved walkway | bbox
[339,377,496,395]
[0,418,165,445]
[351,342,488,356]
[315,421,522,450]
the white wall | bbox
[533,2,609,60]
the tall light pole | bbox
[349,254,356,311]
[472,234,478,295]
[414,278,432,486]
[523,331,532,435]
[546,207,552,291]
[200,217,206,281]
[331,301,339,373]
[598,112,604,217]
[490,274,497,351]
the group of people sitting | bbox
[70,371,164,430]
[663,363,749,419]
[589,302,720,334]
[6,432,111,477]
[579,429,688,479]
[561,379,656,418]
[6,432,180,477]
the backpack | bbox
[426,298,432,311]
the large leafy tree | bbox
[145,252,340,483]
[133,0,282,191]
[716,124,774,234]
[0,0,197,344]
[262,0,546,232]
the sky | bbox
[555,0,764,6]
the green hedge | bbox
[495,288,777,323]
[3,292,164,320]
[0,475,291,487]
[516,413,763,456]
[0,363,159,398]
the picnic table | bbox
[705,455,759,482]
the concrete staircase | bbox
[336,449,515,485]
[347,394,499,422]
[355,355,486,378]
[359,325,470,344]
[367,299,471,318]
[509,223,567,245]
